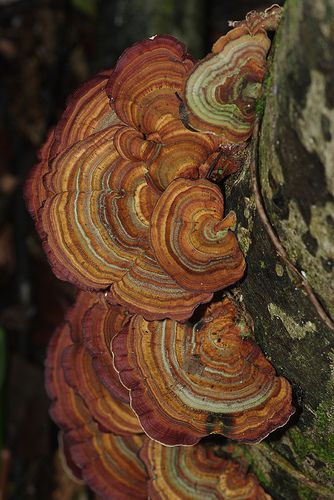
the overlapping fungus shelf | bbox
[105,35,193,129]
[58,431,84,483]
[141,440,271,499]
[70,434,148,500]
[28,6,292,498]
[24,70,117,224]
[112,297,294,446]
[150,178,245,292]
[81,295,131,403]
[45,299,147,498]
[24,33,254,321]
[58,292,141,434]
[183,22,272,140]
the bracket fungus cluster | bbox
[112,298,294,446]
[26,4,294,498]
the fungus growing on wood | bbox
[34,4,292,496]
[183,23,273,140]
[150,178,245,292]
[45,301,147,498]
[81,296,131,403]
[141,440,271,499]
[25,32,253,320]
[112,298,294,446]
[54,292,141,434]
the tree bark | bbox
[226,1,334,498]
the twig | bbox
[250,119,334,333]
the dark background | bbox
[0,1,282,498]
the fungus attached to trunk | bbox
[141,440,271,499]
[112,298,294,446]
[27,6,292,496]
[150,178,245,292]
[45,296,147,498]
[24,33,252,321]
[183,26,272,140]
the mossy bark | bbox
[226,1,334,498]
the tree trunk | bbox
[226,1,334,498]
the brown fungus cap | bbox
[45,292,142,436]
[45,296,147,498]
[112,298,295,446]
[183,26,272,140]
[150,178,246,292]
[141,440,271,500]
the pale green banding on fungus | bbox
[267,303,316,340]
[185,34,270,134]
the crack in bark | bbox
[251,119,334,333]
[257,443,334,498]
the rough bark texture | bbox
[226,1,334,498]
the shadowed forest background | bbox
[6,0,334,499]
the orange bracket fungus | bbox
[25,26,279,320]
[81,295,131,403]
[45,296,147,499]
[54,291,141,435]
[141,440,271,499]
[25,4,292,497]
[150,178,245,292]
[112,298,294,446]
[182,6,282,140]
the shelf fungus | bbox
[150,178,245,292]
[24,31,256,320]
[182,9,281,140]
[112,298,294,446]
[36,5,291,497]
[70,434,148,500]
[81,295,131,403]
[59,292,141,434]
[45,300,148,498]
[141,440,271,499]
